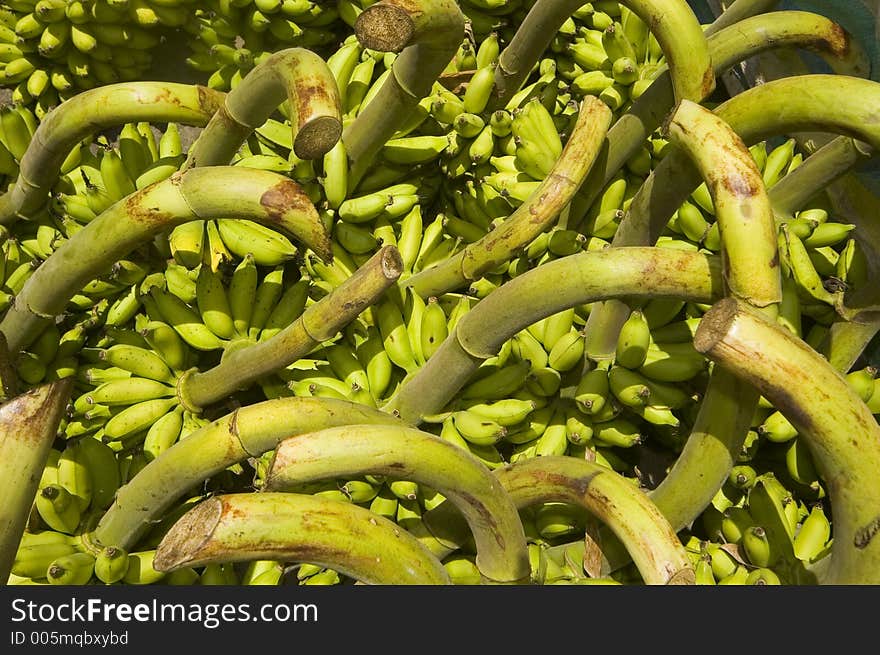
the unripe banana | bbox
[793,503,831,563]
[103,397,178,442]
[742,525,775,568]
[638,342,706,383]
[99,343,175,383]
[615,310,651,369]
[140,320,188,374]
[57,442,92,513]
[94,546,130,584]
[574,363,611,415]
[460,359,531,401]
[46,551,95,585]
[374,296,419,374]
[463,62,496,115]
[215,218,298,267]
[592,415,642,448]
[452,409,507,446]
[149,287,225,351]
[35,483,81,534]
[143,407,184,461]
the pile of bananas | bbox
[1,0,880,588]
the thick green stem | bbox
[694,297,880,584]
[663,99,781,309]
[178,246,403,410]
[703,0,779,36]
[0,82,224,225]
[0,379,73,584]
[401,96,612,298]
[183,48,342,169]
[343,0,465,187]
[0,167,329,355]
[495,456,694,585]
[570,10,870,237]
[92,397,404,551]
[490,0,714,110]
[265,424,530,584]
[153,493,451,585]
[384,248,722,424]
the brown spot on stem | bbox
[721,170,760,198]
[854,514,880,549]
[259,180,318,227]
[291,81,342,160]
[821,22,852,59]
[197,85,225,117]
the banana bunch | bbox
[181,0,348,92]
[0,0,190,114]
[0,101,36,191]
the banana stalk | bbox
[570,10,869,236]
[92,397,404,551]
[694,297,880,584]
[490,0,714,109]
[0,333,17,401]
[183,48,342,168]
[342,0,465,186]
[585,73,880,363]
[265,424,530,584]
[702,0,780,36]
[770,136,874,221]
[402,96,612,298]
[0,82,224,225]
[0,378,73,583]
[495,456,694,585]
[178,246,403,410]
[384,247,722,424]
[153,493,451,585]
[0,167,330,355]
[663,99,781,310]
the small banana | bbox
[35,483,82,535]
[46,552,96,585]
[615,309,651,369]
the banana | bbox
[258,278,310,341]
[511,329,549,371]
[74,436,120,510]
[721,505,755,545]
[762,138,796,188]
[574,362,611,415]
[247,266,286,340]
[419,296,448,361]
[592,415,643,448]
[742,526,775,569]
[460,359,531,401]
[35,483,81,534]
[122,550,166,585]
[534,408,569,457]
[103,397,178,442]
[547,330,585,373]
[87,377,175,406]
[143,407,184,461]
[46,551,95,585]
[374,295,419,375]
[781,223,837,306]
[98,146,137,202]
[140,320,189,374]
[615,309,651,369]
[169,220,206,270]
[216,218,298,267]
[99,343,175,383]
[356,325,393,403]
[57,441,92,513]
[638,342,706,383]
[757,409,798,444]
[149,286,226,351]
[94,546,130,584]
[462,62,496,115]
[164,261,198,305]
[195,263,235,340]
[225,253,258,338]
[793,503,832,563]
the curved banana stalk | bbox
[0,82,224,225]
[265,424,531,584]
[0,167,330,355]
[383,247,723,424]
[401,96,612,298]
[495,457,694,585]
[183,48,342,168]
[702,0,780,36]
[570,10,870,234]
[663,99,781,311]
[342,0,465,186]
[178,246,403,410]
[153,493,451,585]
[0,379,73,584]
[694,297,880,584]
[770,136,874,221]
[92,397,404,551]
[586,73,880,364]
[490,0,714,109]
